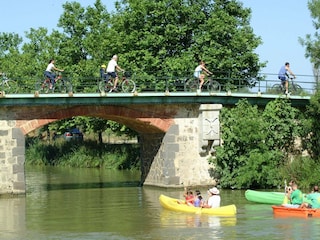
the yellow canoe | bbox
[159,194,237,216]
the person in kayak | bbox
[202,187,221,208]
[282,183,303,208]
[178,187,195,206]
[300,185,320,209]
[193,190,203,207]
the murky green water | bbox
[1,166,320,239]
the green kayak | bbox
[245,190,312,205]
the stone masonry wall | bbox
[143,104,222,188]
[0,121,25,195]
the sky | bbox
[0,0,315,79]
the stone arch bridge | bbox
[0,91,310,194]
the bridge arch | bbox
[15,105,175,135]
[1,101,222,194]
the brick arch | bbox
[15,105,176,135]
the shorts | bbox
[194,71,200,78]
[107,72,117,78]
[278,76,287,82]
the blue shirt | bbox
[278,66,287,79]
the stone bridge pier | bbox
[0,121,25,195]
[139,104,222,188]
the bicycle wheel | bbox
[121,79,136,93]
[271,84,283,94]
[57,79,72,93]
[3,80,19,93]
[207,80,221,93]
[98,80,113,93]
[36,80,52,93]
[289,84,303,94]
[186,79,198,92]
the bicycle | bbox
[35,72,72,93]
[271,77,302,94]
[0,73,19,93]
[185,75,221,93]
[98,71,136,93]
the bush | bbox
[25,138,140,170]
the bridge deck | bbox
[0,91,311,107]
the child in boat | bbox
[177,187,194,206]
[193,190,203,207]
[184,188,194,206]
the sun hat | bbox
[209,187,220,195]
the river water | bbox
[1,166,320,240]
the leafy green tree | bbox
[262,98,301,156]
[299,0,320,80]
[111,0,264,85]
[213,98,301,189]
[301,90,320,159]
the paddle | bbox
[283,180,289,204]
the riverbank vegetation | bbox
[211,93,320,190]
[25,138,140,170]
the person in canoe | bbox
[193,190,204,207]
[282,183,303,208]
[202,187,221,208]
[177,187,195,206]
[299,185,320,209]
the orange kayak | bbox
[272,205,320,218]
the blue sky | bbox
[0,0,315,78]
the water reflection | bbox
[160,209,236,228]
[0,197,26,239]
[2,166,320,239]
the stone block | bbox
[13,164,24,174]
[12,128,23,140]
[0,130,8,136]
[12,147,25,157]
[164,176,180,185]
[13,182,26,192]
[168,124,179,135]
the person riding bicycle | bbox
[278,62,296,94]
[194,60,213,91]
[44,59,64,89]
[106,55,124,92]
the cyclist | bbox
[44,59,64,89]
[106,55,124,92]
[278,62,296,94]
[194,60,213,91]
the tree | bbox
[301,90,320,159]
[110,0,264,85]
[299,0,320,83]
[213,98,301,189]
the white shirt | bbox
[194,65,202,78]
[46,63,55,72]
[107,59,117,73]
[207,195,221,208]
